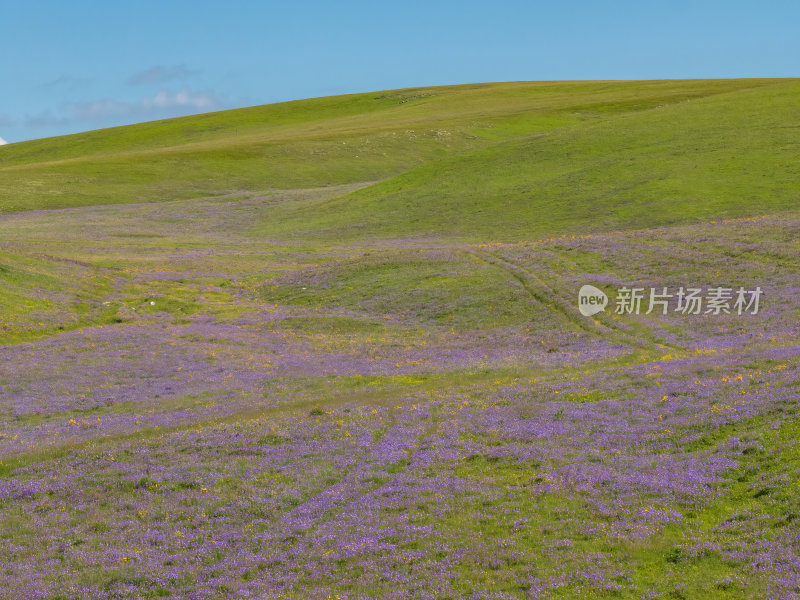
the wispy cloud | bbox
[25,88,224,128]
[24,110,67,129]
[38,75,92,90]
[127,65,197,85]
[142,89,218,111]
[71,89,221,119]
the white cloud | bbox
[0,136,7,145]
[141,89,218,111]
[25,88,224,128]
[71,89,221,120]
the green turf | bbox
[1,78,795,235]
[2,80,800,597]
[254,79,800,242]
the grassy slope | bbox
[259,79,800,241]
[1,78,796,341]
[1,81,800,597]
[0,78,789,220]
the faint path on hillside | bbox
[466,248,681,354]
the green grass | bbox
[258,247,559,330]
[1,78,794,229]
[256,80,800,242]
[2,78,800,598]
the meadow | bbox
[0,79,799,599]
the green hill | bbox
[269,79,800,242]
[3,82,800,597]
[2,78,797,241]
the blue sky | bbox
[1,0,798,143]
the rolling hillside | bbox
[2,78,797,240]
[2,80,800,599]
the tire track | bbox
[464,248,680,354]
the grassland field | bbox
[0,78,799,599]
